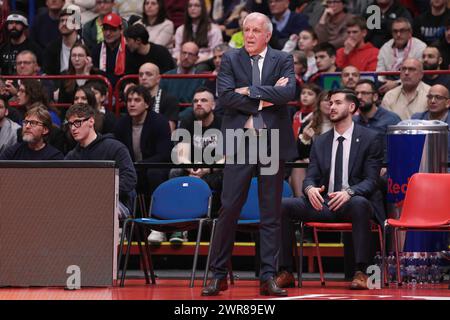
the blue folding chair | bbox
[119,176,212,287]
[203,177,293,285]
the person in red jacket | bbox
[336,16,379,71]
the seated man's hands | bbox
[306,185,325,211]
[327,191,351,211]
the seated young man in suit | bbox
[276,89,384,290]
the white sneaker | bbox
[148,230,166,244]
[169,231,188,244]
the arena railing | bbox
[114,73,304,117]
[1,74,114,111]
[308,70,450,87]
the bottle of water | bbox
[429,253,441,285]
[399,252,407,285]
[387,252,397,286]
[373,251,382,269]
[417,252,429,287]
[406,253,418,288]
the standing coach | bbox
[202,12,297,297]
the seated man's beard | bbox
[359,102,373,113]
[22,134,38,143]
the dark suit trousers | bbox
[279,195,374,272]
[209,136,285,282]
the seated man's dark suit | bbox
[279,123,384,271]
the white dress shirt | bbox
[328,122,354,193]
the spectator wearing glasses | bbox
[353,79,401,154]
[0,12,43,75]
[83,0,128,52]
[0,51,54,104]
[0,105,64,160]
[364,0,413,49]
[376,17,427,94]
[382,58,430,120]
[411,84,450,161]
[314,0,354,49]
[65,103,137,219]
[159,41,205,121]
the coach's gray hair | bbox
[243,12,273,34]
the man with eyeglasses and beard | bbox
[65,103,137,219]
[0,105,63,160]
[0,12,43,75]
[353,79,401,145]
[412,84,450,162]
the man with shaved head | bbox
[341,65,360,90]
[138,63,179,132]
[411,84,450,160]
[381,58,430,120]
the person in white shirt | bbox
[376,17,426,94]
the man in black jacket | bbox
[65,103,137,218]
[114,85,172,197]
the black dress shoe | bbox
[260,277,288,296]
[201,278,228,296]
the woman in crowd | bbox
[132,0,175,47]
[290,87,330,197]
[86,80,117,134]
[173,0,223,63]
[58,42,105,104]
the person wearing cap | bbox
[0,11,43,75]
[91,13,127,87]
[82,0,128,51]
[30,0,66,51]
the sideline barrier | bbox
[1,74,114,111]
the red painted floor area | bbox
[0,279,448,300]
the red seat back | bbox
[399,173,450,225]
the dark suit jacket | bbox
[114,110,172,163]
[303,123,385,224]
[217,46,297,161]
